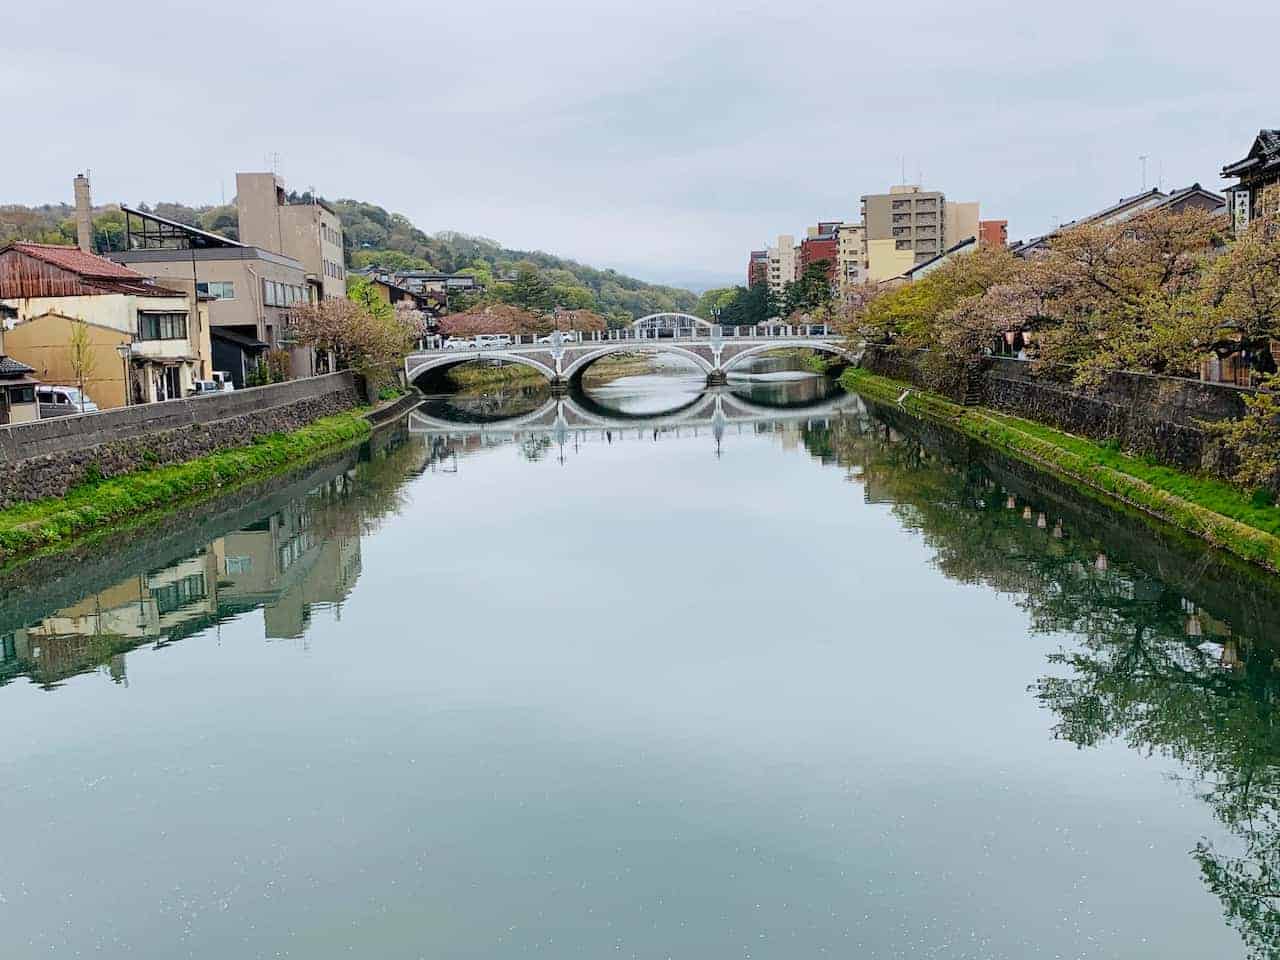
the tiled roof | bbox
[3,242,185,297]
[0,355,35,377]
[11,242,144,279]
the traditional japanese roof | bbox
[0,242,185,298]
[1222,129,1280,178]
[0,355,35,378]
[11,242,141,279]
[1152,182,1227,214]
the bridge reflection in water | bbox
[408,386,869,456]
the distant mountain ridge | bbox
[0,196,697,322]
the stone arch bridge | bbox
[405,328,861,389]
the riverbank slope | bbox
[0,410,376,571]
[841,367,1280,573]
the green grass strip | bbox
[840,367,1280,573]
[0,411,372,567]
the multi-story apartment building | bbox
[236,173,346,301]
[979,219,1009,248]
[799,222,840,282]
[766,235,796,300]
[747,250,769,287]
[835,222,866,295]
[861,185,981,282]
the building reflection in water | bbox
[0,464,379,689]
[0,422,435,691]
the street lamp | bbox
[115,342,133,406]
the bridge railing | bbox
[419,324,836,352]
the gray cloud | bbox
[3,0,1272,286]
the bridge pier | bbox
[706,370,728,386]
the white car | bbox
[537,331,580,344]
[443,337,477,350]
[474,335,512,348]
[37,385,99,413]
[211,371,236,392]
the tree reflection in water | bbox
[812,398,1280,959]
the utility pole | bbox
[1138,154,1149,191]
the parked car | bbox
[191,380,223,395]
[537,331,580,344]
[36,385,99,414]
[211,371,236,392]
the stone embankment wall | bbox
[0,372,361,508]
[860,346,1254,476]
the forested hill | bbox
[0,196,696,322]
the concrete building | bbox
[0,242,208,406]
[979,219,1008,248]
[861,185,981,280]
[110,207,317,387]
[799,222,840,282]
[747,249,769,287]
[835,223,866,297]
[766,235,796,300]
[235,173,346,301]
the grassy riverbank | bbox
[841,367,1280,573]
[0,411,372,569]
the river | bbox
[1,357,1278,958]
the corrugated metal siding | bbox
[0,249,107,299]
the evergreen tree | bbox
[511,263,553,311]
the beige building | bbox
[835,222,866,296]
[0,242,209,406]
[861,185,981,281]
[236,173,346,301]
[766,234,796,301]
[110,208,323,385]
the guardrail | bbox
[419,324,838,352]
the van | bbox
[211,371,236,392]
[36,385,99,414]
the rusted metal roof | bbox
[0,243,184,299]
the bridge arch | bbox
[561,342,716,383]
[406,350,557,387]
[720,340,861,375]
[631,312,712,336]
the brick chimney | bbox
[73,173,93,252]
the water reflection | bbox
[2,393,1279,957]
[0,425,427,689]
[818,399,1280,959]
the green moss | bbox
[0,411,372,568]
[840,367,1280,573]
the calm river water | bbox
[2,360,1279,958]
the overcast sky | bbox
[3,0,1274,288]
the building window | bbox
[137,312,188,340]
[196,281,235,299]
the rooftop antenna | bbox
[1138,154,1149,191]
[900,156,906,184]
[1157,158,1164,192]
